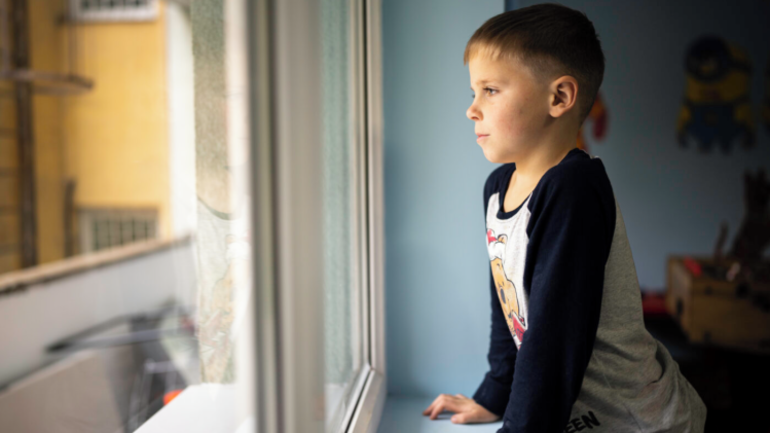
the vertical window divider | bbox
[244,1,385,432]
[347,0,387,431]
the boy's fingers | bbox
[430,398,460,420]
[430,402,446,420]
[422,395,441,415]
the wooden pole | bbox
[11,0,37,267]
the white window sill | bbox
[134,384,250,433]
[377,396,503,432]
[139,387,502,433]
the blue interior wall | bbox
[382,0,770,397]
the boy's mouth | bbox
[476,133,489,142]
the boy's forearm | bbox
[473,270,518,417]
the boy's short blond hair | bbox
[464,3,605,125]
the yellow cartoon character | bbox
[677,35,754,153]
[487,229,526,342]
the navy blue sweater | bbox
[473,149,615,433]
[471,148,706,433]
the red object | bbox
[163,389,184,406]
[683,256,702,277]
[642,292,668,317]
[512,316,526,343]
[589,93,608,139]
[592,113,607,139]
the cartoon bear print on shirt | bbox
[487,228,527,343]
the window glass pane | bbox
[322,0,365,430]
[0,1,247,431]
[0,0,371,430]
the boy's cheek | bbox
[504,120,532,141]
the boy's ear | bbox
[548,75,578,120]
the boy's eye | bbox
[471,88,497,98]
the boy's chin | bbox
[481,148,514,164]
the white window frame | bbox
[243,0,386,432]
[349,0,387,431]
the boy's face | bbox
[466,54,550,164]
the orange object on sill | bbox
[164,389,184,406]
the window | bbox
[248,0,386,432]
[0,1,385,432]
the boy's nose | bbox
[466,104,481,121]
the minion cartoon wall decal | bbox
[487,229,527,343]
[677,35,755,153]
[577,92,608,153]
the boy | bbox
[422,4,707,432]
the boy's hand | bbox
[422,393,501,424]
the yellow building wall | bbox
[62,2,171,246]
[0,0,172,271]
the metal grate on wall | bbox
[79,208,158,253]
[70,0,159,22]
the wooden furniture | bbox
[665,256,770,354]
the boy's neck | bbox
[512,142,576,187]
[510,114,581,185]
